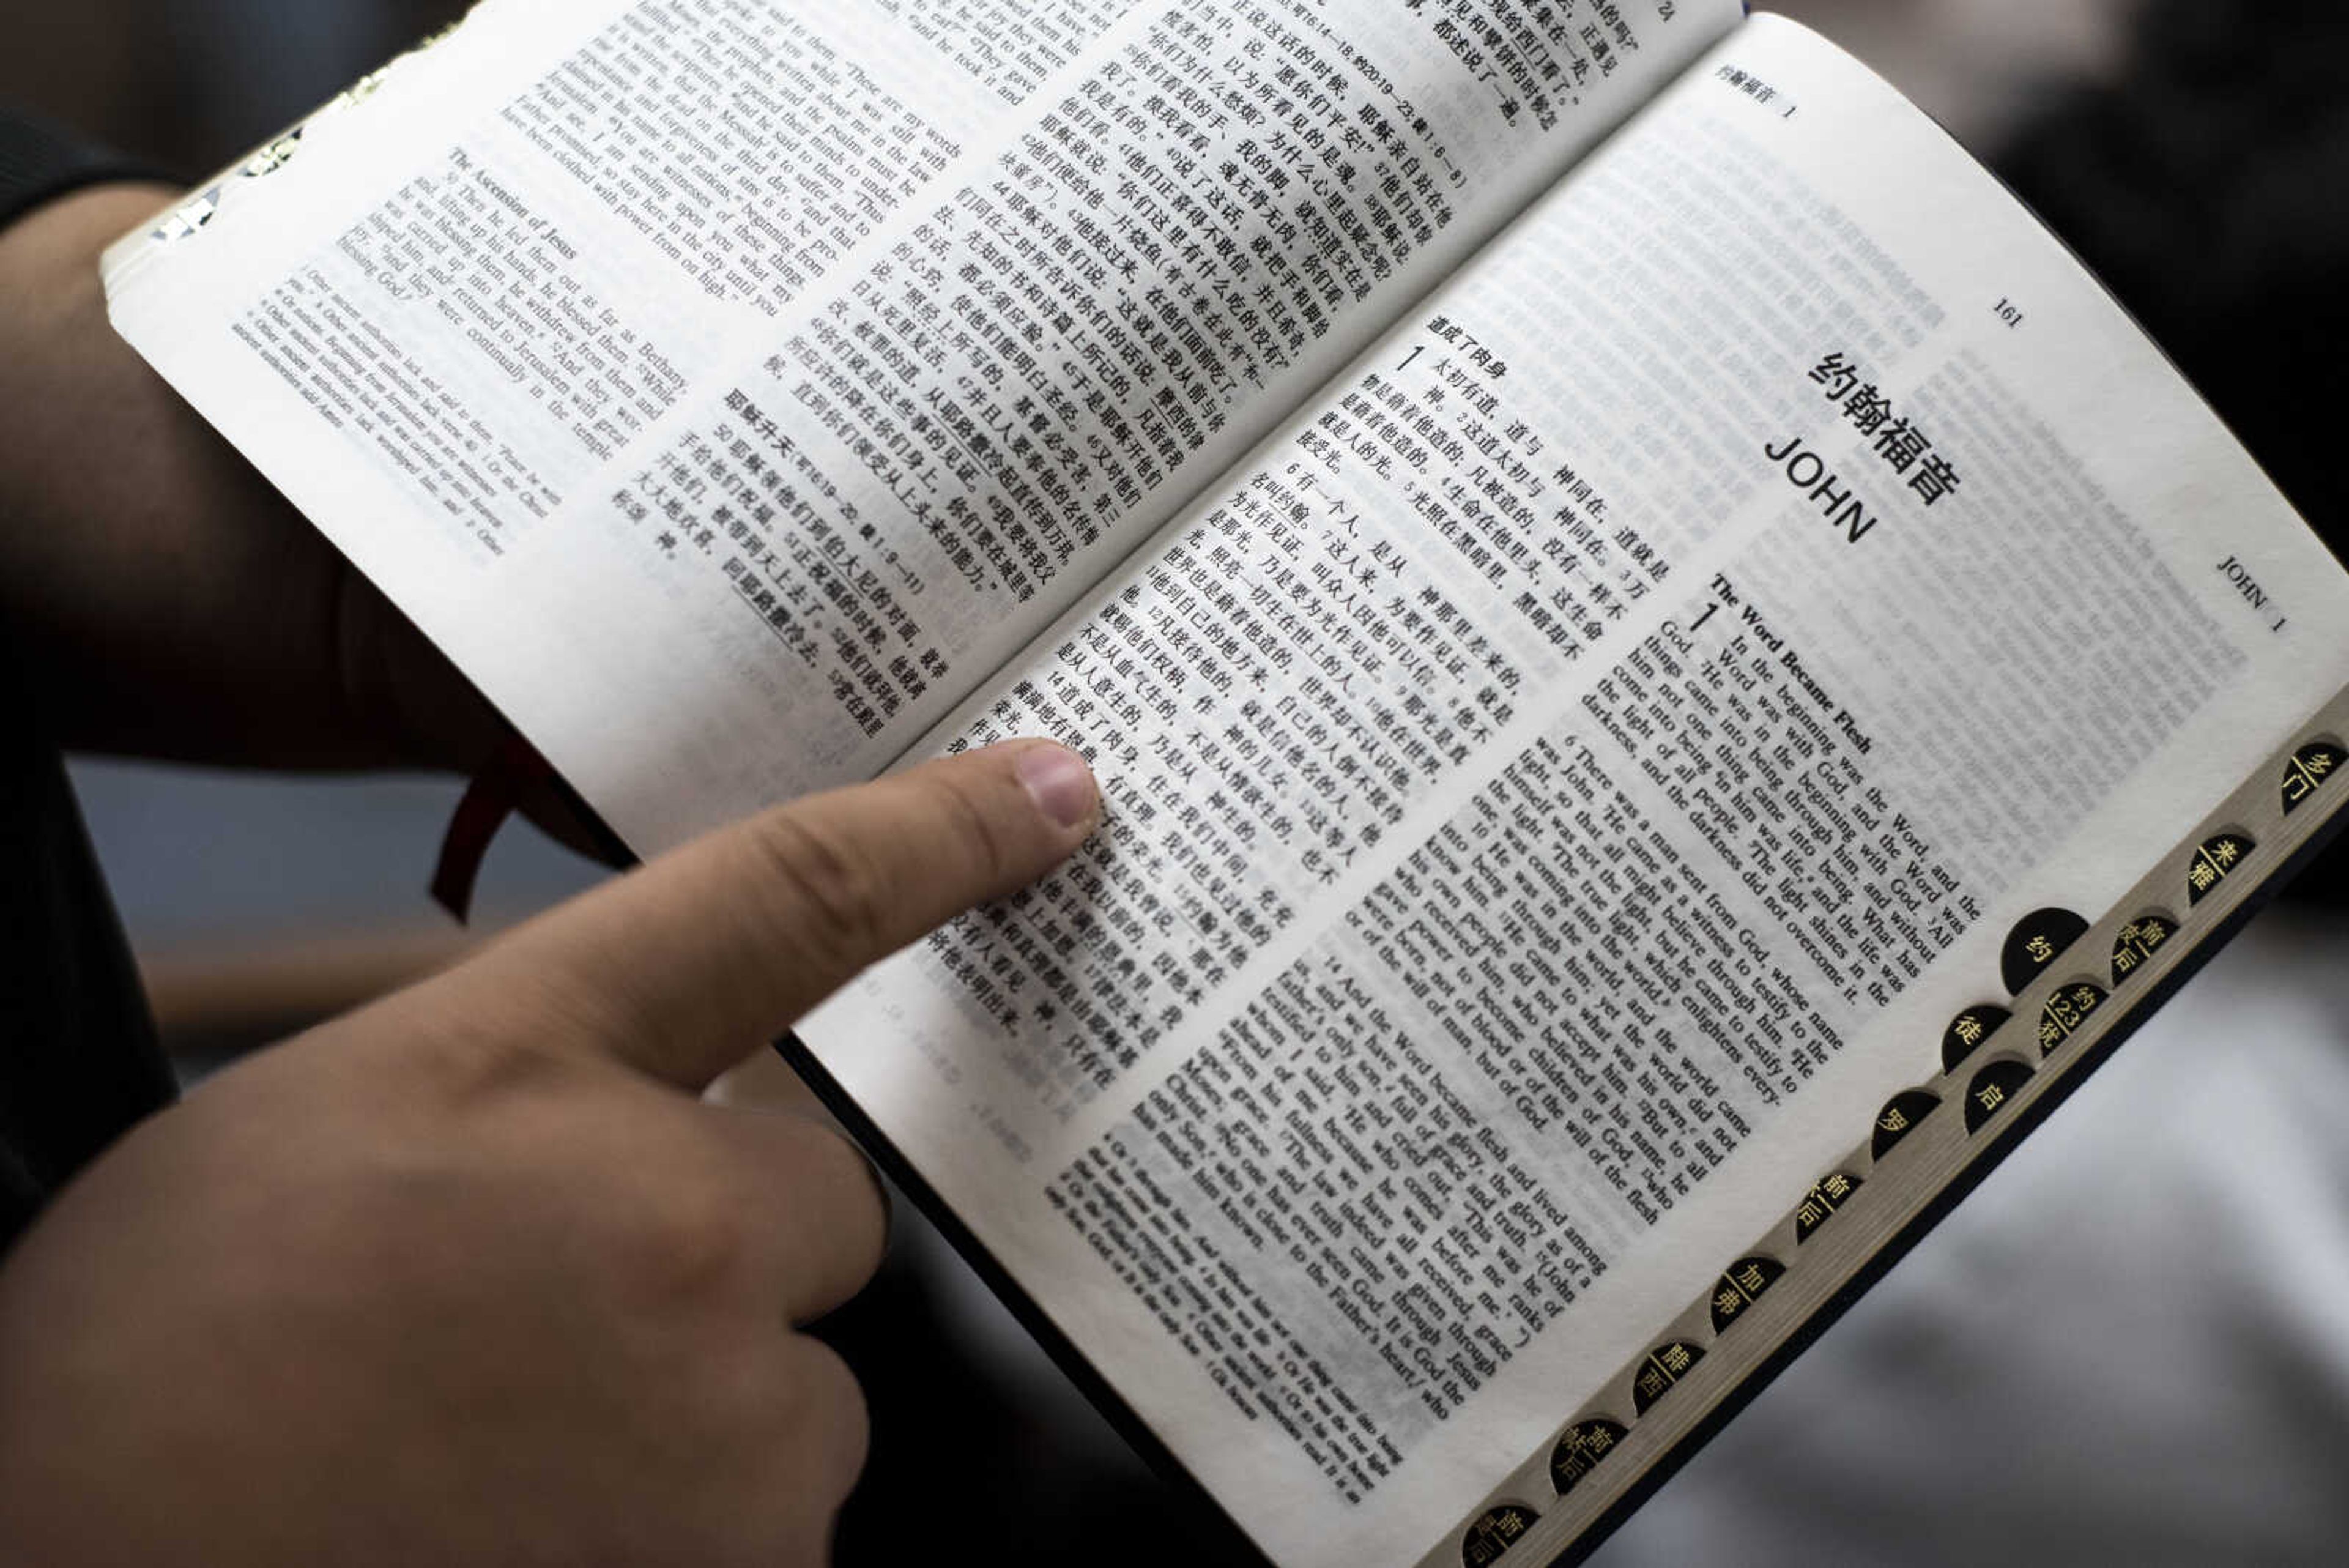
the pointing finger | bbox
[426,740,1098,1091]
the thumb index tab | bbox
[435,741,1099,1090]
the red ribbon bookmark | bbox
[430,733,549,924]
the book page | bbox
[107,0,1742,847]
[796,15,2349,1566]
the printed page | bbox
[796,16,2349,1566]
[107,0,1742,847]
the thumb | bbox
[421,740,1099,1090]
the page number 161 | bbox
[1994,297,2027,329]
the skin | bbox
[0,184,1101,1562]
[0,184,492,768]
[0,182,595,842]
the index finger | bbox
[428,739,1099,1090]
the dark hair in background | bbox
[1994,0,2349,899]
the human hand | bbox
[0,182,519,781]
[0,739,1100,1566]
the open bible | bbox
[103,2,2349,1563]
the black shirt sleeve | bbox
[0,100,178,231]
[0,630,177,1252]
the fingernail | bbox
[1017,743,1099,832]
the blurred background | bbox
[9,1,2349,1562]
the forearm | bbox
[0,182,489,771]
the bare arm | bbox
[0,182,502,772]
